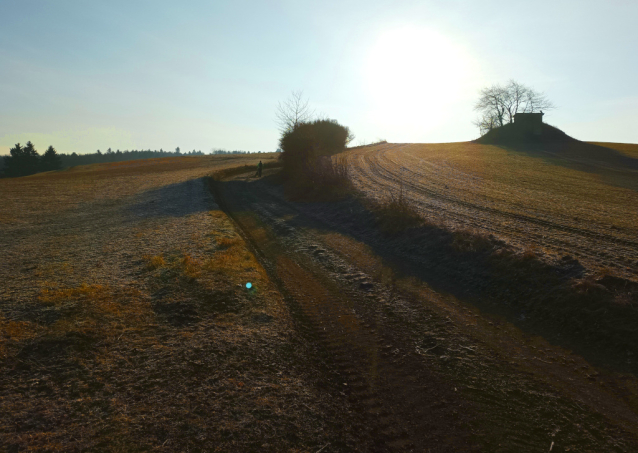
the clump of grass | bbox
[144,254,166,270]
[180,254,201,279]
[451,229,494,253]
[0,316,40,357]
[613,292,635,307]
[571,268,614,294]
[216,236,241,249]
[368,182,422,234]
[520,244,540,260]
[39,282,107,306]
[203,233,267,288]
[36,283,153,340]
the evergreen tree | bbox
[41,145,62,171]
[3,143,23,176]
[24,141,41,175]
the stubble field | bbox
[3,142,638,452]
[0,154,357,452]
[344,141,638,282]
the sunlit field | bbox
[0,154,352,451]
[345,142,638,281]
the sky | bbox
[1,0,637,155]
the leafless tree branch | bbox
[275,90,315,134]
[474,80,556,135]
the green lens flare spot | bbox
[246,282,252,289]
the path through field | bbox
[215,170,638,452]
[344,143,638,282]
[3,152,638,451]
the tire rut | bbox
[209,173,638,452]
[210,176,479,452]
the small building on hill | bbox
[514,112,544,135]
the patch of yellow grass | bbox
[203,230,268,288]
[0,317,40,358]
[143,254,166,270]
[180,254,201,279]
[37,283,153,337]
[216,236,242,248]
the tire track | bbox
[210,175,480,452]
[210,173,638,452]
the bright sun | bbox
[365,27,474,136]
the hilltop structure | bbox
[514,112,544,136]
[474,111,573,144]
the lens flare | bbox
[246,282,252,289]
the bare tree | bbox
[474,80,555,134]
[275,90,314,134]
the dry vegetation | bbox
[0,154,347,452]
[365,181,423,234]
[3,143,638,451]
[213,167,638,451]
[344,141,638,281]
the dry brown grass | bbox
[0,154,279,222]
[344,141,638,280]
[0,155,344,452]
[283,155,353,201]
[451,229,494,253]
[367,181,423,234]
[144,254,166,270]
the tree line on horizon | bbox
[0,144,270,178]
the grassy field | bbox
[344,141,638,281]
[3,145,638,451]
[0,154,356,451]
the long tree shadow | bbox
[217,175,638,375]
[127,178,217,219]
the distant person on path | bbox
[257,160,263,177]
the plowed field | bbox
[344,142,638,281]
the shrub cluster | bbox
[279,119,353,198]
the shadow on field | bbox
[127,178,216,219]
[499,141,638,192]
[219,175,638,375]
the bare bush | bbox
[368,181,423,233]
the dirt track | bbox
[215,171,638,452]
[343,143,638,282]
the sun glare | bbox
[365,27,475,137]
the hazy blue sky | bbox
[1,0,637,154]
